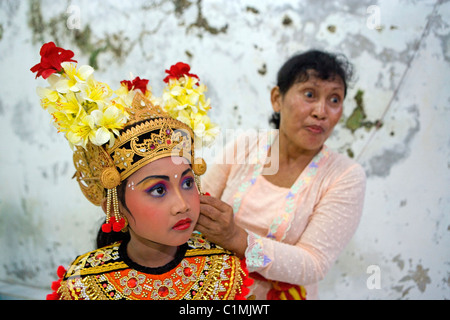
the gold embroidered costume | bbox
[57,233,249,300]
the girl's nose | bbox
[171,188,189,215]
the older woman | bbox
[196,50,366,300]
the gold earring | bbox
[102,187,126,233]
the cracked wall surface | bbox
[0,0,448,299]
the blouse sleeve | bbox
[245,163,366,285]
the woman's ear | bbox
[270,86,282,113]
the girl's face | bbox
[121,157,200,247]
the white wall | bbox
[0,0,448,299]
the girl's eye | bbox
[147,183,167,198]
[182,177,194,190]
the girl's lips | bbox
[172,218,192,231]
[306,125,325,134]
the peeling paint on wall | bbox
[345,90,382,134]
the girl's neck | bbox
[126,230,178,268]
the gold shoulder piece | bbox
[65,242,127,279]
[185,233,233,257]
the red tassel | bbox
[113,217,125,232]
[102,222,112,233]
[56,266,66,278]
[51,279,61,291]
[46,265,67,300]
[46,292,60,300]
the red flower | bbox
[30,41,77,79]
[163,62,199,83]
[120,76,149,94]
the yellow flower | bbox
[36,86,60,111]
[175,111,220,148]
[191,113,220,148]
[66,114,96,148]
[114,84,137,108]
[59,91,83,116]
[90,105,128,147]
[52,110,76,134]
[55,62,93,93]
[80,78,112,109]
[161,74,218,148]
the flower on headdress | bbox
[177,111,220,148]
[54,62,94,93]
[120,76,149,95]
[36,86,60,111]
[114,75,153,109]
[79,78,113,110]
[30,42,77,79]
[66,114,96,148]
[163,62,199,83]
[31,42,130,149]
[90,105,128,147]
[161,62,219,148]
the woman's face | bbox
[272,73,345,154]
[121,157,200,247]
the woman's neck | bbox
[262,131,322,188]
[126,230,178,268]
[280,130,321,163]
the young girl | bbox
[31,42,251,300]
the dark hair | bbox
[269,49,353,129]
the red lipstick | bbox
[172,218,192,231]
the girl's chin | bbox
[155,230,195,247]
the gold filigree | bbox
[108,116,195,181]
[72,142,114,206]
[100,167,121,189]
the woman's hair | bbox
[269,49,354,129]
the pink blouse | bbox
[202,131,366,299]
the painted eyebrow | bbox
[136,168,193,186]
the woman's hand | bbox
[196,194,248,258]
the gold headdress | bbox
[31,42,218,232]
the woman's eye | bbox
[304,91,314,98]
[330,96,341,104]
[148,184,167,197]
[182,177,194,190]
